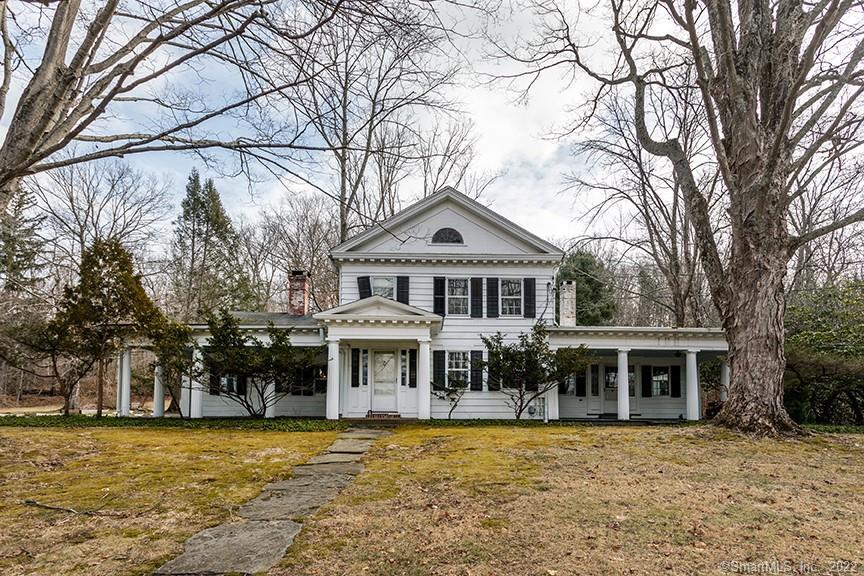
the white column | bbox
[264,381,276,418]
[115,352,123,413]
[152,364,165,418]
[719,360,730,402]
[617,348,630,421]
[118,348,132,417]
[686,349,701,420]
[326,338,341,420]
[189,348,204,419]
[417,338,431,420]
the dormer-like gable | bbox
[330,187,563,263]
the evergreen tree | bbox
[21,239,164,415]
[169,169,254,321]
[0,186,45,296]
[556,249,616,325]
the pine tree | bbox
[169,169,254,321]
[0,186,45,296]
[556,250,617,325]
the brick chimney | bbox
[559,280,577,326]
[287,270,310,316]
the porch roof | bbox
[187,311,320,332]
[548,325,728,352]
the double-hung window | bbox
[500,278,522,316]
[447,278,469,315]
[371,276,395,299]
[447,351,470,387]
[220,375,237,394]
[651,366,671,396]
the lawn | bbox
[0,426,338,576]
[276,425,864,576]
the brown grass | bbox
[275,425,864,576]
[0,427,337,576]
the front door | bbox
[371,351,398,412]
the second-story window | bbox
[371,276,395,299]
[500,278,522,316]
[447,278,469,315]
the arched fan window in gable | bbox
[432,227,463,244]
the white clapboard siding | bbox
[340,262,556,349]
[194,391,325,418]
[431,392,546,420]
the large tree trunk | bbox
[714,184,802,435]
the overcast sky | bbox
[119,72,593,247]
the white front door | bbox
[371,351,398,412]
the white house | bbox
[117,187,729,421]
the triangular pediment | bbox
[313,296,442,322]
[331,187,562,259]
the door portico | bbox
[314,296,442,419]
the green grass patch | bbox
[1,426,337,576]
[806,423,864,434]
[0,414,345,432]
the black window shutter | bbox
[351,349,360,388]
[575,373,587,397]
[488,362,500,391]
[523,278,536,318]
[486,277,499,318]
[433,277,446,315]
[358,276,371,299]
[236,375,247,396]
[432,350,446,391]
[209,371,220,395]
[396,276,410,304]
[642,366,653,397]
[409,349,417,388]
[470,351,483,391]
[671,365,681,397]
[470,278,483,318]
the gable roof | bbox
[330,186,563,260]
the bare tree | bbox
[419,120,499,199]
[0,0,452,214]
[788,156,864,292]
[498,0,864,434]
[260,194,340,311]
[284,4,458,241]
[27,160,171,276]
[572,83,721,326]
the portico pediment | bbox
[314,296,443,325]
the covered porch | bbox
[549,326,729,421]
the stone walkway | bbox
[156,428,388,576]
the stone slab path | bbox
[155,428,388,576]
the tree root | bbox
[712,408,808,438]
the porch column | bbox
[189,348,204,419]
[115,352,123,413]
[417,338,431,420]
[719,360,730,402]
[264,381,276,418]
[617,348,630,421]
[118,348,132,417]
[152,364,165,418]
[326,338,340,420]
[686,349,700,420]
